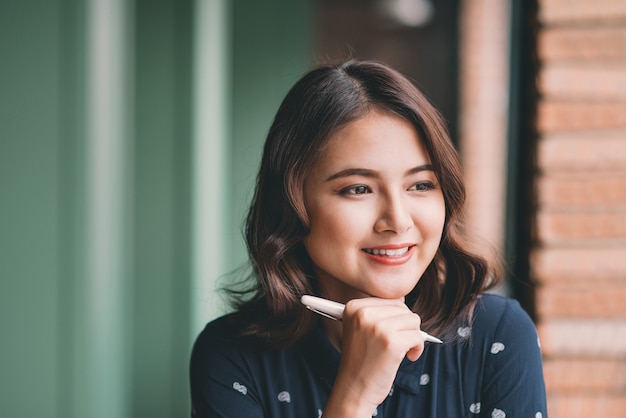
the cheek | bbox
[420,198,446,239]
[435,203,447,232]
[304,201,373,264]
[309,205,367,244]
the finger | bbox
[394,328,425,362]
[344,297,407,313]
[406,344,424,362]
[346,306,414,332]
[381,328,425,360]
[345,298,412,321]
[372,318,425,360]
[377,312,422,332]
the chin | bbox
[369,287,415,300]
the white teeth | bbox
[364,247,410,257]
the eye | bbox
[340,184,371,195]
[409,181,436,192]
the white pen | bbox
[301,295,443,344]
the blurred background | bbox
[1,0,625,417]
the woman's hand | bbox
[323,297,426,417]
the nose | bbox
[374,192,414,234]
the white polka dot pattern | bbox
[192,294,548,417]
[490,342,505,354]
[277,391,291,402]
[491,408,506,418]
[458,326,471,338]
[232,382,247,395]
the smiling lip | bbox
[362,244,416,265]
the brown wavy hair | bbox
[226,59,500,347]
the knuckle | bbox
[351,305,371,327]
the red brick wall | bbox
[458,0,511,275]
[534,1,626,416]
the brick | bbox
[532,246,626,282]
[543,358,626,392]
[536,283,626,318]
[538,63,626,100]
[537,101,626,133]
[537,130,626,172]
[536,210,626,243]
[537,173,626,209]
[547,393,626,418]
[458,0,510,261]
[539,0,626,25]
[538,319,626,357]
[532,3,626,415]
[538,27,626,61]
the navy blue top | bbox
[190,294,547,417]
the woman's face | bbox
[302,111,446,303]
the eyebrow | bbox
[325,164,434,182]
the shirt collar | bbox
[394,351,428,394]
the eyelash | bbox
[409,181,436,192]
[340,185,371,195]
[339,181,436,195]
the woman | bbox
[190,60,547,417]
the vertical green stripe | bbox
[58,0,87,417]
[191,0,231,333]
[0,1,62,416]
[132,0,193,415]
[83,0,132,416]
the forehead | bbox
[314,111,430,171]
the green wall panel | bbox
[0,1,62,416]
[0,0,313,416]
[228,0,314,273]
[132,0,193,415]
